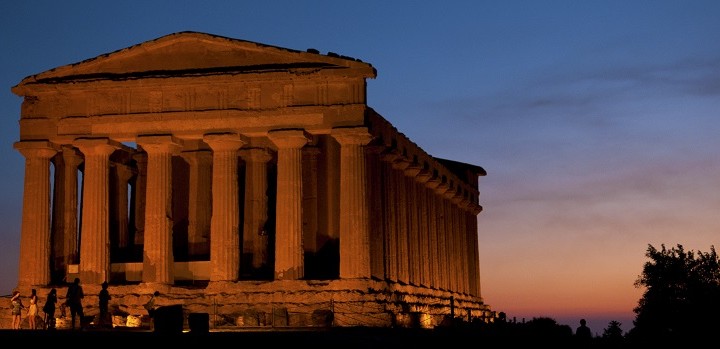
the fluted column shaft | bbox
[269,130,309,280]
[138,135,181,285]
[425,176,441,289]
[414,170,432,287]
[74,138,119,285]
[15,141,58,286]
[132,153,147,246]
[434,181,451,290]
[380,153,399,282]
[404,164,421,285]
[301,147,320,254]
[331,127,373,279]
[393,158,411,284]
[468,203,483,297]
[114,164,134,249]
[51,146,83,278]
[205,134,246,282]
[182,150,213,257]
[239,148,272,271]
[365,146,385,280]
[456,198,467,294]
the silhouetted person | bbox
[65,277,85,329]
[10,290,24,329]
[98,281,111,327]
[28,288,39,329]
[144,291,161,329]
[576,318,592,340]
[42,288,57,329]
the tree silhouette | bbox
[629,243,720,342]
[601,320,624,343]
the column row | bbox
[377,148,481,296]
[14,126,375,287]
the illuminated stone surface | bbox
[5,32,490,329]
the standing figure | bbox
[576,318,592,341]
[143,291,160,329]
[10,290,24,329]
[98,281,111,327]
[65,278,85,330]
[42,288,57,329]
[27,288,39,329]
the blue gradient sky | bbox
[1,1,718,333]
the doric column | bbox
[14,141,58,286]
[268,129,309,280]
[425,175,442,289]
[238,147,272,271]
[365,145,386,280]
[434,180,452,290]
[132,152,147,246]
[380,151,400,282]
[113,164,134,250]
[301,147,320,255]
[204,133,246,282]
[404,162,422,285]
[181,150,212,257]
[331,127,373,279]
[392,156,411,284]
[74,138,120,285]
[415,168,432,287]
[456,195,468,294]
[460,197,474,295]
[137,135,182,285]
[443,186,459,293]
[51,146,83,280]
[469,202,483,297]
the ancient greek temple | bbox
[10,32,491,328]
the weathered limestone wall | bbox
[1,281,491,330]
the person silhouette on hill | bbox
[576,318,592,340]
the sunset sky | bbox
[1,1,718,334]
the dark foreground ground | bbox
[0,327,637,348]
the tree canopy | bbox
[629,243,720,341]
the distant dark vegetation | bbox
[449,243,719,346]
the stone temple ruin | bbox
[6,31,491,330]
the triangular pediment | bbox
[16,31,375,87]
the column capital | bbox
[14,140,59,159]
[180,149,213,165]
[364,145,385,155]
[73,137,122,156]
[203,133,247,152]
[238,147,273,163]
[330,126,373,146]
[380,148,402,163]
[302,146,322,157]
[115,163,136,182]
[434,180,452,195]
[268,129,310,149]
[60,145,84,167]
[451,189,465,204]
[137,135,183,154]
[425,175,441,189]
[404,162,422,177]
[415,168,432,183]
[392,156,411,171]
